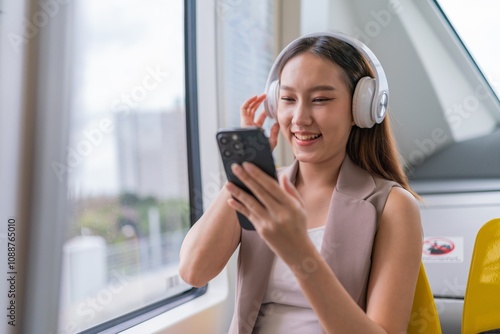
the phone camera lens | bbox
[220,136,229,145]
[233,142,242,150]
[223,149,232,158]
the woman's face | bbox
[277,52,354,165]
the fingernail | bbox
[242,162,254,171]
[231,163,241,174]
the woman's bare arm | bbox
[179,186,241,287]
[364,187,423,333]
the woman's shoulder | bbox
[385,186,420,214]
[381,187,421,237]
[367,174,420,223]
[377,186,423,257]
[369,172,419,213]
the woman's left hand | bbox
[240,94,280,151]
[225,162,310,262]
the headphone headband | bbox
[263,30,389,128]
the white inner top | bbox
[253,225,326,334]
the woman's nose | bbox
[292,102,313,126]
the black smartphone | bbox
[216,127,277,230]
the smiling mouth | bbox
[294,133,322,141]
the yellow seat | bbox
[462,218,500,334]
[408,262,442,334]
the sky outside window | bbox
[437,0,500,99]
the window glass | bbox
[216,0,276,127]
[437,0,500,99]
[57,0,191,332]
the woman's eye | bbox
[312,98,333,103]
[280,97,295,102]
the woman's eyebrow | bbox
[280,85,336,92]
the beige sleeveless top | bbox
[228,156,399,334]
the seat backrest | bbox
[407,262,442,334]
[462,218,500,334]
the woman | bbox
[179,32,422,334]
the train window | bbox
[436,0,499,99]
[57,0,202,332]
[408,2,500,185]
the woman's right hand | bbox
[240,94,280,151]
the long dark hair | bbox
[276,35,418,198]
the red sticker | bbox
[423,237,455,256]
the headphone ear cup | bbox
[264,80,279,119]
[352,77,376,128]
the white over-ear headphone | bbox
[263,31,389,128]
